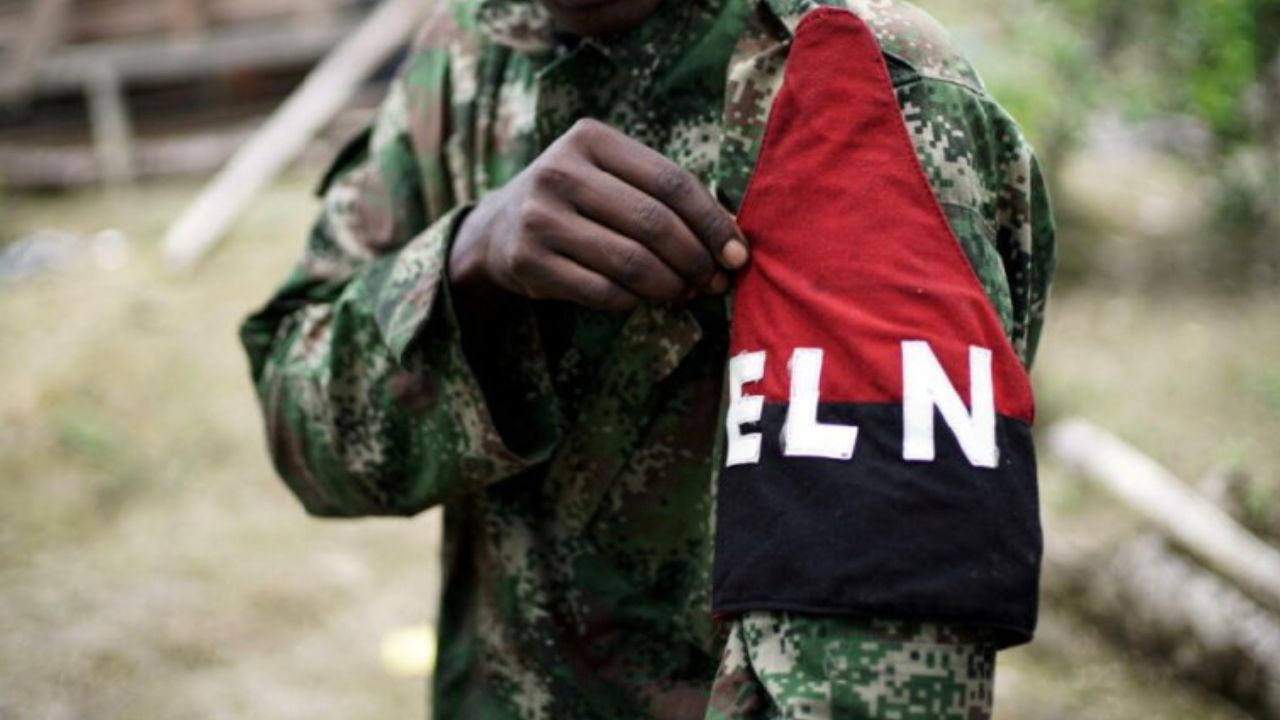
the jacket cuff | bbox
[374,205,472,364]
[372,205,561,469]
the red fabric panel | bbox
[730,8,1034,423]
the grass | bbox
[0,177,440,720]
[2,176,1277,718]
[1036,289,1280,480]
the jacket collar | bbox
[474,0,557,55]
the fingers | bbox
[545,213,692,303]
[521,253,641,313]
[572,119,749,270]
[568,166,728,293]
[498,118,747,312]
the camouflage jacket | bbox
[240,0,1055,717]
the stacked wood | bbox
[0,121,255,188]
[163,0,436,270]
[25,16,361,93]
[0,103,376,189]
[1,5,365,97]
[0,0,393,190]
[0,0,72,98]
[0,0,365,46]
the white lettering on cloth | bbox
[781,348,859,460]
[724,342,999,469]
[902,341,997,468]
[726,351,767,467]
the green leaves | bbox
[1064,0,1279,146]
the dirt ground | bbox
[1,176,1274,718]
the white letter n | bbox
[901,341,998,469]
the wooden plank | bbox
[163,0,208,38]
[0,0,350,45]
[162,0,438,270]
[1049,418,1280,615]
[0,145,100,188]
[0,121,253,188]
[0,19,23,52]
[61,0,361,42]
[0,104,377,189]
[85,66,136,183]
[13,13,362,94]
[292,0,337,30]
[1,0,74,101]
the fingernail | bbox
[721,240,749,269]
[710,273,730,294]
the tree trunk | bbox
[1048,419,1280,614]
[1046,535,1280,718]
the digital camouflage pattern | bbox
[718,0,1055,364]
[240,0,1055,717]
[706,613,996,720]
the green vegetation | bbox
[928,0,1280,289]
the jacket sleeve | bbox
[918,77,1058,370]
[705,612,996,720]
[1018,151,1057,369]
[240,63,560,518]
[708,68,1055,717]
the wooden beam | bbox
[292,0,337,30]
[0,0,364,44]
[0,3,374,66]
[15,15,362,95]
[164,0,208,38]
[0,103,380,189]
[0,120,256,189]
[85,66,136,184]
[1049,418,1280,615]
[2,0,74,101]
[162,0,439,271]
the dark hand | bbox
[448,118,749,312]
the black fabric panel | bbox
[712,403,1041,648]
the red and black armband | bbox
[712,8,1041,648]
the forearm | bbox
[242,209,559,517]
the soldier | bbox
[240,0,1055,718]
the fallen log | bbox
[162,0,438,271]
[1201,465,1280,545]
[1046,535,1280,718]
[1048,418,1280,614]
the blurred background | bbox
[0,0,1277,717]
